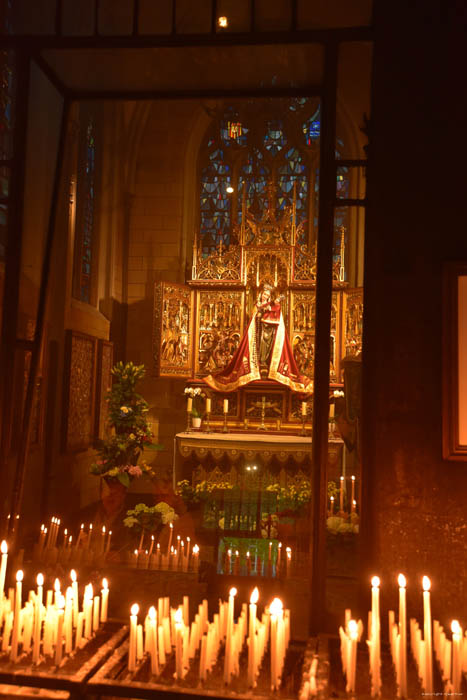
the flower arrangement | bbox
[176,479,236,504]
[123,502,178,533]
[184,386,207,418]
[265,482,311,513]
[90,361,163,487]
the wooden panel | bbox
[194,289,245,377]
[62,330,97,452]
[153,281,194,378]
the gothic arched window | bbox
[198,98,324,256]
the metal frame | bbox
[0,3,372,633]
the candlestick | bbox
[422,576,433,692]
[129,604,139,671]
[223,411,228,433]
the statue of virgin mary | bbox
[204,285,313,394]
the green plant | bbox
[90,361,163,487]
[123,502,178,533]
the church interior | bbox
[0,0,465,697]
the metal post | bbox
[7,98,71,542]
[310,42,338,633]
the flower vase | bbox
[192,416,202,430]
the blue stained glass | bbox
[302,105,321,146]
[264,120,286,156]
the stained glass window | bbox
[199,98,324,254]
[74,115,96,304]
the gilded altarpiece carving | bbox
[153,282,194,378]
[195,290,244,377]
[342,288,364,357]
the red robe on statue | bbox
[204,299,313,394]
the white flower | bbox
[120,406,129,413]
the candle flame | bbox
[398,574,406,588]
[348,619,358,635]
[340,475,344,481]
[227,549,232,556]
[371,576,380,588]
[54,578,60,592]
[175,607,183,625]
[250,587,259,604]
[102,578,108,590]
[1,540,7,554]
[70,569,77,582]
[102,525,106,533]
[131,603,139,616]
[278,542,282,549]
[89,523,93,530]
[330,496,335,501]
[235,550,239,556]
[270,598,283,616]
[37,573,44,586]
[422,576,431,592]
[246,551,250,557]
[187,537,190,542]
[170,522,173,529]
[80,523,84,529]
[58,595,65,610]
[351,475,356,481]
[149,606,156,620]
[16,569,23,582]
[134,549,138,555]
[229,587,237,597]
[451,620,461,635]
[151,535,154,540]
[193,544,199,554]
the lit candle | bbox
[100,526,106,555]
[175,607,183,679]
[370,576,381,696]
[55,595,65,666]
[10,570,23,662]
[270,597,284,690]
[54,578,61,607]
[70,570,79,627]
[346,619,358,693]
[351,475,356,505]
[224,587,237,683]
[248,587,259,686]
[193,544,199,571]
[422,576,433,692]
[168,522,173,555]
[246,550,251,576]
[87,523,93,550]
[396,574,407,697]
[148,606,159,675]
[75,523,84,549]
[101,578,109,622]
[276,543,282,574]
[148,535,155,557]
[84,584,93,639]
[286,547,292,577]
[105,530,112,555]
[32,573,44,664]
[339,476,344,512]
[330,495,335,515]
[223,399,229,413]
[128,604,139,671]
[451,620,462,692]
[183,595,189,626]
[206,398,211,413]
[62,528,68,548]
[64,587,73,654]
[0,540,8,599]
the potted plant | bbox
[90,361,163,488]
[123,502,178,551]
[183,386,207,429]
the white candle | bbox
[187,397,192,413]
[398,574,407,697]
[451,620,462,692]
[148,606,159,675]
[55,595,65,666]
[101,578,109,622]
[84,585,93,639]
[87,523,93,550]
[54,578,61,607]
[75,611,84,649]
[64,587,73,654]
[286,547,292,577]
[329,402,335,418]
[32,573,44,664]
[248,587,259,686]
[330,495,335,514]
[128,604,139,671]
[206,398,211,413]
[70,570,79,627]
[339,475,344,512]
[224,587,237,683]
[158,624,166,666]
[370,576,381,696]
[100,526,106,555]
[183,595,189,626]
[92,595,100,633]
[346,619,358,693]
[223,399,229,413]
[75,523,84,549]
[10,569,23,662]
[193,544,200,571]
[351,475,356,505]
[175,607,183,679]
[168,523,173,555]
[422,576,433,692]
[301,401,307,416]
[0,540,8,619]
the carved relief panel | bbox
[153,282,194,378]
[290,290,316,382]
[62,330,97,451]
[195,289,244,377]
[342,288,364,359]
